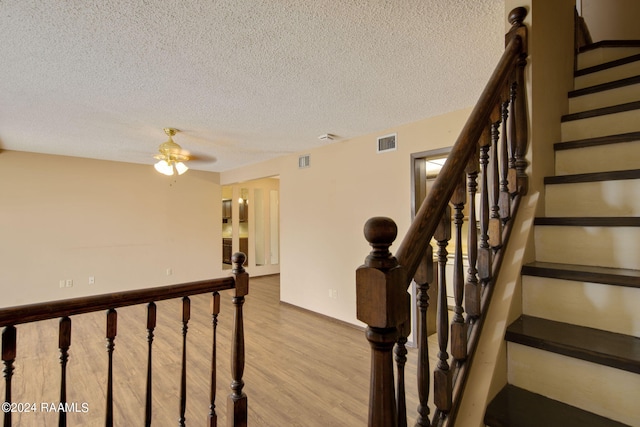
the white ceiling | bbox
[0,0,505,172]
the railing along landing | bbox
[0,252,249,427]
[356,7,529,427]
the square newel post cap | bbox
[356,217,408,328]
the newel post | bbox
[356,217,409,427]
[228,252,249,427]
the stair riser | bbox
[555,140,640,174]
[577,48,640,70]
[561,109,640,141]
[569,82,640,113]
[534,226,639,269]
[507,343,640,425]
[545,179,640,217]
[575,60,640,89]
[522,275,640,336]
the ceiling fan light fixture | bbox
[153,128,190,176]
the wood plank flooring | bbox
[2,275,438,426]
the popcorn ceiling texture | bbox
[0,0,504,172]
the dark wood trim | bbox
[578,40,640,53]
[569,75,640,98]
[561,100,640,122]
[485,384,631,427]
[522,261,640,289]
[544,169,640,185]
[0,277,236,327]
[534,217,640,227]
[575,53,640,77]
[506,316,640,374]
[554,131,640,151]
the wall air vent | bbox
[298,154,311,169]
[377,133,397,153]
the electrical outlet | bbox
[166,268,172,276]
[331,289,338,299]
[65,279,73,288]
[89,276,95,285]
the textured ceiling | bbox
[0,0,504,172]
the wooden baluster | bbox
[59,317,71,427]
[2,326,16,427]
[509,7,529,195]
[499,94,512,223]
[478,126,492,285]
[209,292,221,427]
[356,217,408,427]
[489,105,503,250]
[434,206,452,415]
[414,245,433,427]
[451,175,468,362]
[179,297,190,427]
[507,80,518,196]
[395,318,409,427]
[105,309,117,427]
[144,302,156,427]
[465,148,481,320]
[228,252,249,427]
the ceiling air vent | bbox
[298,154,311,169]
[377,133,397,153]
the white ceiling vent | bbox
[298,154,311,169]
[377,133,397,153]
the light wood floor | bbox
[2,275,439,426]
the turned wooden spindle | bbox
[356,217,408,427]
[508,6,529,195]
[465,148,481,319]
[434,207,452,414]
[105,309,117,427]
[2,326,16,427]
[59,317,71,427]
[179,297,191,427]
[229,252,249,427]
[451,176,468,362]
[395,318,409,427]
[489,105,503,250]
[499,95,512,223]
[478,126,492,284]
[144,302,156,427]
[507,81,518,196]
[209,291,221,427]
[414,246,433,427]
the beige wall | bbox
[0,151,224,307]
[581,0,640,41]
[223,108,473,325]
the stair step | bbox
[574,53,640,89]
[522,262,640,288]
[568,76,640,113]
[507,342,640,425]
[545,169,640,185]
[521,273,640,336]
[485,384,631,427]
[545,178,640,217]
[560,104,640,141]
[555,134,640,175]
[577,40,640,71]
[534,217,640,226]
[507,315,640,374]
[534,219,639,269]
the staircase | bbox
[484,42,640,426]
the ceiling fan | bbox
[153,128,190,176]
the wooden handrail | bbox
[0,276,235,326]
[357,7,529,427]
[396,21,525,283]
